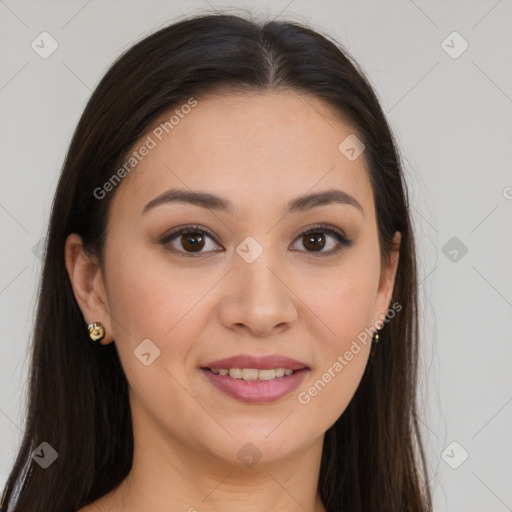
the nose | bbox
[218,248,299,338]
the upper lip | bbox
[201,354,309,371]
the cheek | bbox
[296,340,370,437]
[291,251,378,424]
[103,246,206,415]
[105,238,198,335]
[104,241,220,376]
[293,268,377,427]
[302,273,374,383]
[298,254,380,346]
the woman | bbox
[1,12,432,512]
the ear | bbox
[64,233,114,345]
[373,231,401,329]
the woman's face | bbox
[68,90,400,469]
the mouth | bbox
[200,354,310,403]
[202,367,303,380]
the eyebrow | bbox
[142,188,364,216]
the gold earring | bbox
[370,328,380,356]
[88,322,105,344]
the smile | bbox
[201,367,309,403]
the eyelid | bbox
[291,223,349,242]
[159,224,222,254]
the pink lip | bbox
[201,354,309,371]
[201,368,309,403]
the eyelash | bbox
[160,223,353,258]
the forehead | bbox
[109,90,373,221]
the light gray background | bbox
[1,1,511,511]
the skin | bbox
[67,89,400,512]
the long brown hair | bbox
[1,12,432,511]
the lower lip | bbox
[201,368,309,403]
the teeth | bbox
[209,367,297,381]
[229,368,242,379]
[241,368,259,380]
[257,369,276,381]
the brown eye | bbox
[290,224,352,257]
[302,232,327,252]
[180,232,206,252]
[161,226,222,257]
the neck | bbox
[109,436,326,512]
